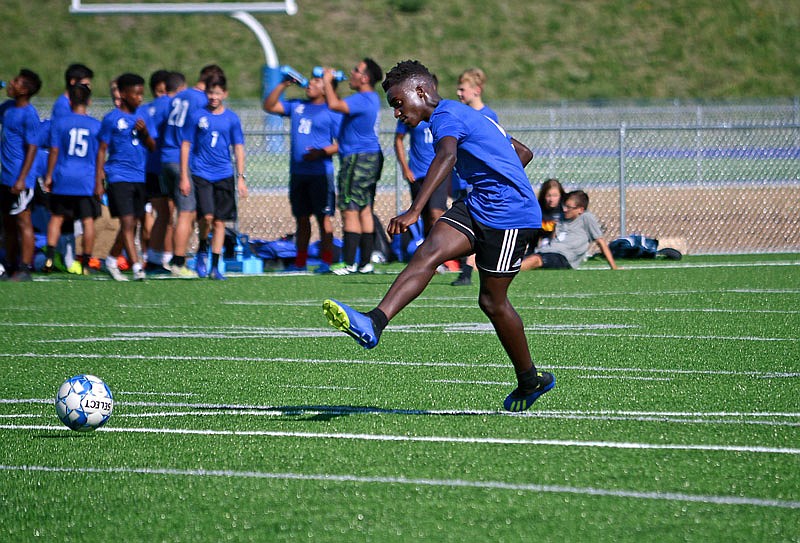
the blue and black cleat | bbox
[323,299,379,349]
[503,372,555,412]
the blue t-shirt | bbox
[98,108,155,184]
[452,104,499,194]
[0,100,41,188]
[183,107,244,182]
[31,119,51,181]
[49,112,101,196]
[430,99,539,230]
[50,94,71,119]
[396,119,435,180]
[160,87,207,164]
[140,102,162,175]
[279,99,341,176]
[338,91,380,156]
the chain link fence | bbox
[78,98,799,255]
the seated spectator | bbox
[521,189,618,271]
[533,178,565,249]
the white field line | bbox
[1,352,797,379]
[0,464,797,510]
[1,319,792,343]
[2,424,799,457]
[5,400,800,427]
[1,352,796,379]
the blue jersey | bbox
[50,94,71,119]
[279,99,341,176]
[160,87,207,164]
[429,99,539,230]
[49,112,101,196]
[31,119,51,181]
[140,102,162,174]
[452,104,499,194]
[338,91,380,156]
[0,100,41,188]
[183,107,244,182]
[98,108,155,184]
[396,119,435,179]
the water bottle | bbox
[312,66,347,82]
[234,237,244,262]
[279,65,308,88]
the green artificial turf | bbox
[1,254,798,542]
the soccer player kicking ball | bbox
[324,60,555,412]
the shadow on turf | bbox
[201,404,453,421]
[34,432,98,439]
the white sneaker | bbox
[170,265,196,278]
[358,263,374,274]
[332,263,357,276]
[133,268,146,281]
[106,264,128,282]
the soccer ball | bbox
[55,374,114,432]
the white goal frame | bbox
[69,0,297,69]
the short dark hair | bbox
[199,64,225,81]
[362,58,383,87]
[116,73,145,92]
[204,74,227,92]
[64,63,93,87]
[18,68,42,97]
[566,190,589,210]
[165,71,186,93]
[149,69,171,94]
[382,60,434,92]
[68,82,91,107]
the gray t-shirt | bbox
[537,211,604,268]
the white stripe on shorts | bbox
[497,228,518,272]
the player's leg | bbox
[16,208,35,276]
[193,176,214,278]
[209,178,237,280]
[2,212,19,271]
[477,273,533,373]
[378,219,472,320]
[473,221,555,411]
[324,199,475,348]
[44,211,65,272]
[80,216,96,266]
[289,174,311,270]
[357,204,374,271]
[520,253,544,270]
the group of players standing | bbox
[0,62,247,281]
[265,60,498,282]
[0,57,502,282]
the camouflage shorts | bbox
[337,152,383,210]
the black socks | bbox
[516,367,540,393]
[343,231,360,266]
[365,308,389,336]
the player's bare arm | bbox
[387,136,457,235]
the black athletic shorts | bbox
[48,194,101,220]
[194,175,237,221]
[107,181,147,218]
[409,173,450,213]
[290,173,335,218]
[538,252,571,269]
[146,172,168,200]
[439,199,536,277]
[161,162,196,212]
[0,185,35,216]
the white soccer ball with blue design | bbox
[55,374,114,431]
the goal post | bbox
[69,0,296,97]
